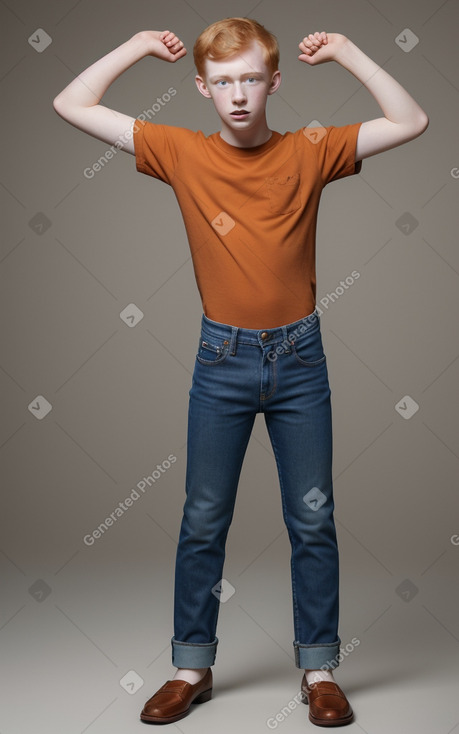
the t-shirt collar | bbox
[210,129,282,157]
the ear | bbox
[195,75,212,99]
[267,70,282,95]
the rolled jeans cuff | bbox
[171,636,219,668]
[293,638,341,669]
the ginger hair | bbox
[193,17,279,80]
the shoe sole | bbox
[302,689,354,727]
[140,687,212,724]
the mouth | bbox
[230,110,250,118]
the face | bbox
[195,40,281,134]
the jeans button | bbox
[261,332,268,340]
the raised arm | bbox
[298,32,429,161]
[53,30,186,155]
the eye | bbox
[216,80,228,87]
[247,77,257,83]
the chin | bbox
[228,116,253,127]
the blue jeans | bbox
[171,309,341,670]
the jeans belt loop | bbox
[281,325,291,354]
[230,325,238,356]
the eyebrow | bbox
[208,72,265,82]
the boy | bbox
[53,17,428,727]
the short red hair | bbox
[193,17,279,80]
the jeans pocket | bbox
[291,334,326,367]
[196,335,230,365]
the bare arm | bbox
[298,32,429,161]
[53,30,187,155]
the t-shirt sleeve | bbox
[308,122,363,186]
[132,119,196,186]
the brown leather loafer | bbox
[140,668,212,724]
[301,675,354,726]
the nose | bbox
[232,81,247,104]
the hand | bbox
[298,32,347,65]
[143,30,187,62]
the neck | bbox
[219,119,272,148]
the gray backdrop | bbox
[1,0,458,732]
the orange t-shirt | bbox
[133,119,362,329]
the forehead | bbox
[204,40,268,79]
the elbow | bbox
[400,113,429,145]
[53,94,64,117]
[413,112,429,137]
[53,93,72,120]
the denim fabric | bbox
[171,309,341,669]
